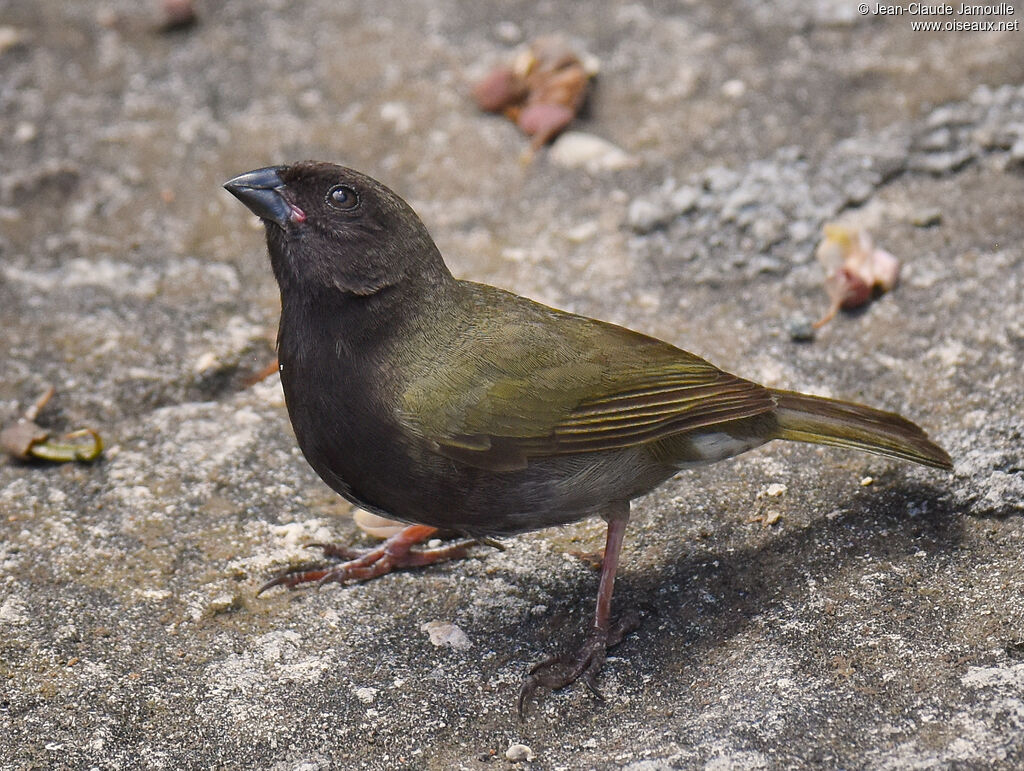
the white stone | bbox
[505,743,536,762]
[421,620,472,650]
[549,132,638,172]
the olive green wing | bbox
[399,293,775,471]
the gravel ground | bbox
[1,1,1023,768]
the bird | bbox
[223,161,952,716]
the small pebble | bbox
[354,687,377,704]
[506,743,536,763]
[159,0,197,31]
[703,166,740,192]
[1008,138,1024,168]
[13,122,37,143]
[564,220,599,243]
[380,102,411,135]
[205,593,242,616]
[669,185,700,214]
[787,316,816,342]
[765,483,787,497]
[860,476,874,487]
[493,21,522,44]
[193,351,219,373]
[0,26,25,55]
[910,208,942,227]
[918,127,953,152]
[549,132,638,173]
[421,620,472,650]
[909,148,974,175]
[925,103,973,127]
[788,220,815,244]
[721,79,747,98]
[626,199,673,234]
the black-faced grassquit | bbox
[224,162,951,715]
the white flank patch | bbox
[689,432,759,463]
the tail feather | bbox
[771,389,952,470]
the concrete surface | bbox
[1,1,1023,768]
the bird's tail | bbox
[770,389,953,470]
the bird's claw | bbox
[517,609,641,719]
[304,542,363,560]
[257,529,477,595]
[256,565,333,595]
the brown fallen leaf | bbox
[1,387,103,463]
[473,36,597,151]
[814,223,900,329]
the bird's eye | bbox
[327,185,359,211]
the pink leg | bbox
[518,502,641,717]
[258,524,476,594]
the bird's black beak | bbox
[223,166,299,227]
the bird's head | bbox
[224,162,449,296]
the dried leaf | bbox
[473,36,596,150]
[814,224,901,329]
[1,387,103,463]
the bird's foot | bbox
[257,524,475,594]
[517,609,641,718]
[243,356,279,386]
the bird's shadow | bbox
[495,477,969,712]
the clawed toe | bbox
[518,635,607,718]
[256,543,367,595]
[256,565,334,595]
[256,525,480,595]
[305,542,364,561]
[517,611,642,719]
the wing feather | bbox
[399,284,776,470]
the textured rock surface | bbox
[1,1,1022,768]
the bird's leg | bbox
[257,524,477,594]
[518,502,640,718]
[243,356,280,386]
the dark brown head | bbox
[224,162,451,296]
